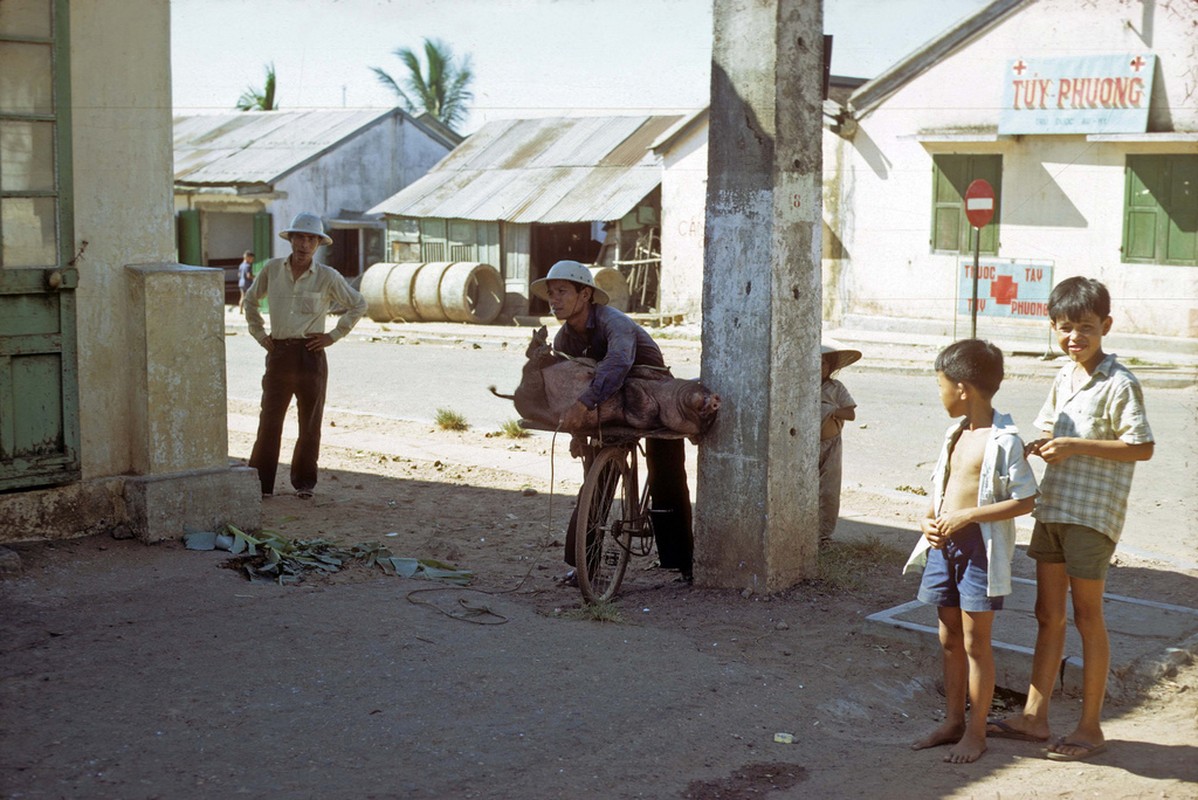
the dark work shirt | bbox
[553,304,666,409]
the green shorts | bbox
[1027,521,1117,581]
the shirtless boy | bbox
[904,339,1039,763]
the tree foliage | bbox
[371,38,474,131]
[236,62,278,111]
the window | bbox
[1,0,71,269]
[1123,155,1197,266]
[930,154,1001,255]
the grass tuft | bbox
[817,535,907,592]
[561,600,625,623]
[435,408,469,431]
[499,419,530,439]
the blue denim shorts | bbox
[917,523,1003,612]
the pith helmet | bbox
[530,260,609,305]
[821,343,862,371]
[279,212,333,246]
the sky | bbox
[171,0,992,133]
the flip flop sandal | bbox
[1045,740,1108,761]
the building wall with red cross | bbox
[821,0,1198,349]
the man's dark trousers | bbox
[565,438,693,577]
[249,340,327,495]
[645,437,693,575]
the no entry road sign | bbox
[965,179,996,229]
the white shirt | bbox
[244,256,366,344]
[904,410,1039,597]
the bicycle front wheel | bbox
[575,445,635,603]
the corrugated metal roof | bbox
[369,114,685,224]
[173,109,397,186]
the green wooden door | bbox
[0,0,81,490]
[0,268,80,489]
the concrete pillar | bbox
[123,264,260,542]
[697,0,824,591]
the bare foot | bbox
[944,731,987,763]
[985,715,1050,742]
[911,721,965,751]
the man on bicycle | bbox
[530,259,694,583]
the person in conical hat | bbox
[819,342,861,544]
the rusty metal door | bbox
[0,0,80,490]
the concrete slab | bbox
[866,577,1198,698]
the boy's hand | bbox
[921,517,948,549]
[1024,437,1049,458]
[1034,436,1077,464]
[935,509,973,537]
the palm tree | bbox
[371,38,474,131]
[236,63,278,111]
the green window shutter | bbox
[1124,155,1197,266]
[1124,157,1160,263]
[932,155,966,252]
[931,154,1001,255]
[1164,156,1197,264]
[252,211,272,265]
[177,209,201,265]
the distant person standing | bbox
[243,213,366,499]
[237,250,255,314]
[818,343,859,545]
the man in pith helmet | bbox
[243,212,366,499]
[530,259,693,582]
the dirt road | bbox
[2,403,1196,799]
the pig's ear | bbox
[537,325,548,338]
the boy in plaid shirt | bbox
[986,277,1154,761]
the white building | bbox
[826,0,1198,351]
[174,109,457,301]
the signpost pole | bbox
[971,226,981,339]
[963,178,996,341]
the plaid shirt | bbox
[1033,354,1153,542]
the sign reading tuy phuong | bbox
[999,54,1155,135]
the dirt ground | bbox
[2,404,1196,799]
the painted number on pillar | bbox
[792,194,802,208]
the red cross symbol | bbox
[1130,55,1145,72]
[1013,60,1027,76]
[991,275,1018,305]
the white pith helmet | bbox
[530,260,609,305]
[279,212,333,246]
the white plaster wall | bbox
[658,126,708,322]
[70,0,177,478]
[838,0,1198,339]
[274,112,451,244]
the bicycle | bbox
[524,421,686,604]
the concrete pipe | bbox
[411,261,454,322]
[590,266,631,312]
[439,262,504,324]
[360,262,424,322]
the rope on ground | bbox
[405,587,510,625]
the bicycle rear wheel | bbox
[575,445,636,603]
